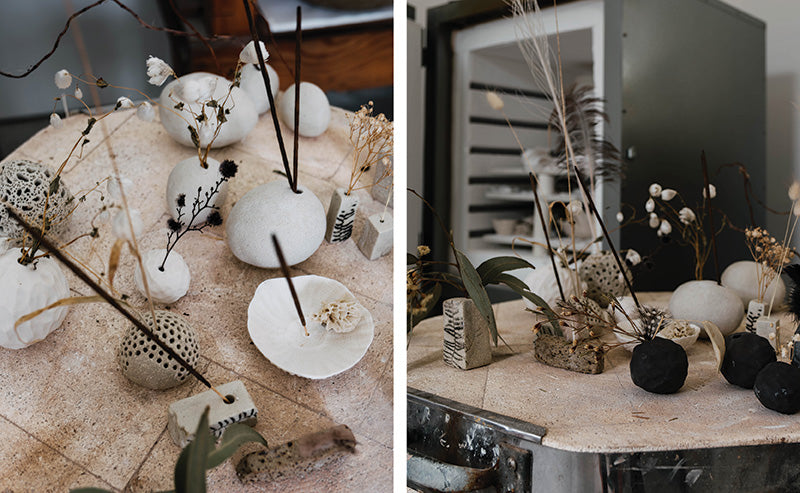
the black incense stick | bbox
[529,172,565,302]
[701,151,721,284]
[570,165,641,309]
[241,0,294,190]
[292,6,302,193]
[5,205,220,394]
[271,234,307,336]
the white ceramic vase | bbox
[133,249,191,304]
[166,156,226,224]
[325,188,359,243]
[668,280,744,336]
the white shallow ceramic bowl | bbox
[614,321,701,352]
[247,275,374,379]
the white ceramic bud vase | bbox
[166,156,226,224]
[325,188,359,243]
[745,300,765,333]
[668,280,745,337]
[0,249,70,349]
[442,298,492,370]
[134,249,191,304]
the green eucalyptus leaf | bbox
[455,250,498,345]
[492,273,530,293]
[518,289,563,336]
[206,423,268,470]
[407,253,418,265]
[175,407,213,493]
[476,256,536,285]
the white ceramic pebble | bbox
[669,280,744,336]
[721,260,786,307]
[159,72,257,148]
[226,181,325,268]
[0,250,70,349]
[134,249,191,304]
[239,63,279,115]
[522,262,585,311]
[277,82,331,137]
[166,156,226,224]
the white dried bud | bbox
[679,207,696,224]
[198,123,216,148]
[659,219,672,235]
[239,40,269,65]
[645,198,655,213]
[112,209,143,243]
[702,184,716,199]
[116,97,134,110]
[625,249,642,266]
[177,76,217,103]
[649,183,662,197]
[616,211,624,223]
[781,347,788,359]
[649,213,660,229]
[486,91,504,111]
[146,56,173,86]
[136,102,155,122]
[567,200,583,216]
[107,174,133,201]
[55,69,72,89]
[660,189,676,201]
[49,113,63,129]
[790,181,800,201]
[794,202,800,217]
[74,87,83,100]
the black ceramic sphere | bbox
[630,338,688,394]
[753,361,800,414]
[720,332,776,389]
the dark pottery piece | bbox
[753,361,800,414]
[630,337,688,394]
[721,332,776,389]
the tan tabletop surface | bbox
[0,107,392,491]
[408,293,800,454]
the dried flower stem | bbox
[701,152,720,283]
[347,103,393,195]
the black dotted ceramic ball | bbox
[630,337,688,394]
[721,332,776,389]
[753,361,800,414]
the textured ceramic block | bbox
[168,380,257,447]
[755,317,778,349]
[357,212,392,260]
[745,300,765,333]
[325,188,359,243]
[442,298,492,370]
[534,333,604,374]
[370,157,393,208]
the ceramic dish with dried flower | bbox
[614,319,701,351]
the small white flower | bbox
[793,334,800,342]
[49,113,63,129]
[486,91,504,111]
[136,102,155,122]
[790,181,800,201]
[146,56,173,86]
[107,174,133,201]
[781,347,788,359]
[702,184,716,199]
[769,332,776,340]
[115,97,134,110]
[645,198,655,213]
[794,202,800,217]
[74,87,83,99]
[660,189,676,201]
[112,209,143,243]
[566,200,583,216]
[239,40,269,65]
[659,219,672,236]
[177,76,217,103]
[625,249,642,266]
[649,213,660,229]
[55,69,72,89]
[198,122,216,147]
[649,183,662,197]
[679,207,696,224]
[616,211,624,223]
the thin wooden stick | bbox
[701,151,720,284]
[241,0,294,189]
[271,234,308,336]
[529,172,565,302]
[292,6,302,193]
[4,204,229,402]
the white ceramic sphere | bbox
[721,260,786,307]
[226,181,325,268]
[0,250,70,349]
[668,280,745,336]
[239,63,279,114]
[159,72,257,148]
[522,262,585,311]
[134,249,191,304]
[166,156,226,224]
[277,82,331,137]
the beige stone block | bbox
[442,297,492,370]
[357,212,392,260]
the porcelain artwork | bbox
[442,297,492,370]
[133,249,191,304]
[247,275,374,379]
[0,159,73,241]
[239,63,279,115]
[277,82,331,137]
[522,262,586,310]
[581,251,631,307]
[118,310,199,390]
[325,188,359,243]
[159,72,257,148]
[668,280,744,336]
[721,260,786,307]
[226,181,325,268]
[166,156,226,223]
[357,212,392,260]
[0,250,70,349]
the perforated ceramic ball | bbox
[118,310,199,390]
[0,160,73,241]
[581,251,631,307]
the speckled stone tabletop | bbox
[0,106,392,491]
[408,294,800,454]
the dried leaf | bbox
[108,239,124,289]
[702,321,725,370]
[15,296,104,332]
